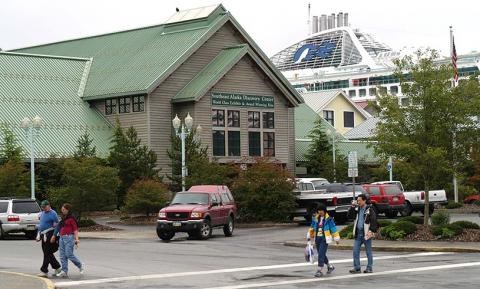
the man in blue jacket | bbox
[36,200,61,277]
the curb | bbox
[0,271,55,289]
[283,241,480,253]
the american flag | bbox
[451,36,458,82]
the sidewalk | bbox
[284,239,480,253]
[0,271,54,289]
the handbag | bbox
[304,241,315,263]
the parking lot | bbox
[1,216,480,289]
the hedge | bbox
[445,201,462,209]
[381,221,417,240]
[432,224,463,239]
[339,224,354,239]
[398,216,423,224]
[451,221,480,230]
[431,210,450,226]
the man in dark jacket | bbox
[347,194,377,274]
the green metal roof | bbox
[0,52,112,158]
[172,44,248,103]
[295,139,378,164]
[12,4,303,106]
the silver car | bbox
[0,198,41,239]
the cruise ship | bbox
[270,12,480,108]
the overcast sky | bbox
[1,0,478,57]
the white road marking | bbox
[205,261,480,289]
[54,252,450,287]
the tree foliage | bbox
[0,161,29,198]
[304,117,348,182]
[73,131,97,159]
[186,158,239,189]
[0,126,24,164]
[48,158,119,220]
[108,121,159,207]
[374,49,480,224]
[124,179,170,216]
[231,158,296,222]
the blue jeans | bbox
[353,232,373,271]
[59,235,82,274]
[316,238,329,268]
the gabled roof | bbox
[302,90,370,119]
[0,52,112,158]
[12,4,303,106]
[295,103,343,140]
[172,44,248,103]
[344,117,379,140]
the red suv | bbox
[362,184,406,218]
[157,185,237,241]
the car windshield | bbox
[12,201,40,214]
[312,180,328,189]
[171,193,209,205]
[345,185,367,194]
[384,186,402,195]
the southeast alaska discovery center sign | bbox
[212,93,274,108]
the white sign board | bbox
[348,168,358,177]
[348,151,358,169]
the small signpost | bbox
[348,151,358,199]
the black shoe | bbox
[363,269,373,273]
[314,270,324,277]
[327,265,335,274]
[349,269,361,274]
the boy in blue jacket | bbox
[307,203,340,277]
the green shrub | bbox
[339,224,354,239]
[377,219,393,227]
[474,200,480,207]
[398,216,423,224]
[445,201,462,209]
[431,210,450,226]
[432,224,463,239]
[232,159,296,222]
[77,219,96,227]
[451,221,480,230]
[381,221,417,240]
[124,179,170,217]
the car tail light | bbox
[332,197,337,206]
[421,191,425,200]
[8,215,20,222]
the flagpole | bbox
[450,25,459,203]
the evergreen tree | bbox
[73,131,97,159]
[108,120,159,207]
[0,126,24,164]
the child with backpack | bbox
[306,203,340,277]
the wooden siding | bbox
[149,23,244,176]
[194,54,294,167]
[90,98,149,145]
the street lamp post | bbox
[172,113,194,192]
[21,116,42,200]
[326,129,336,182]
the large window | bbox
[323,110,334,126]
[248,132,261,156]
[359,89,366,97]
[132,96,145,112]
[212,109,225,127]
[262,112,274,129]
[263,132,275,156]
[228,131,240,156]
[119,97,131,113]
[390,86,399,96]
[227,110,240,127]
[212,131,225,156]
[349,90,356,98]
[105,99,116,115]
[369,87,377,96]
[344,111,354,128]
[248,111,260,128]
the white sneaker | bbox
[54,268,62,275]
[36,272,47,277]
[55,271,68,278]
[79,263,85,275]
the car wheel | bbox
[157,229,175,241]
[25,230,37,240]
[199,219,212,240]
[402,202,413,216]
[223,216,234,237]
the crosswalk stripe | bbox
[54,252,450,287]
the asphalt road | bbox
[1,221,479,289]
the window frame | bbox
[118,97,131,114]
[212,109,225,127]
[132,95,145,112]
[248,111,261,128]
[263,132,275,157]
[262,112,275,129]
[343,111,355,128]
[105,99,117,115]
[227,131,241,156]
[323,110,335,126]
[227,110,240,127]
[248,131,261,156]
[212,130,226,156]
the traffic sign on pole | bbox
[348,151,358,169]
